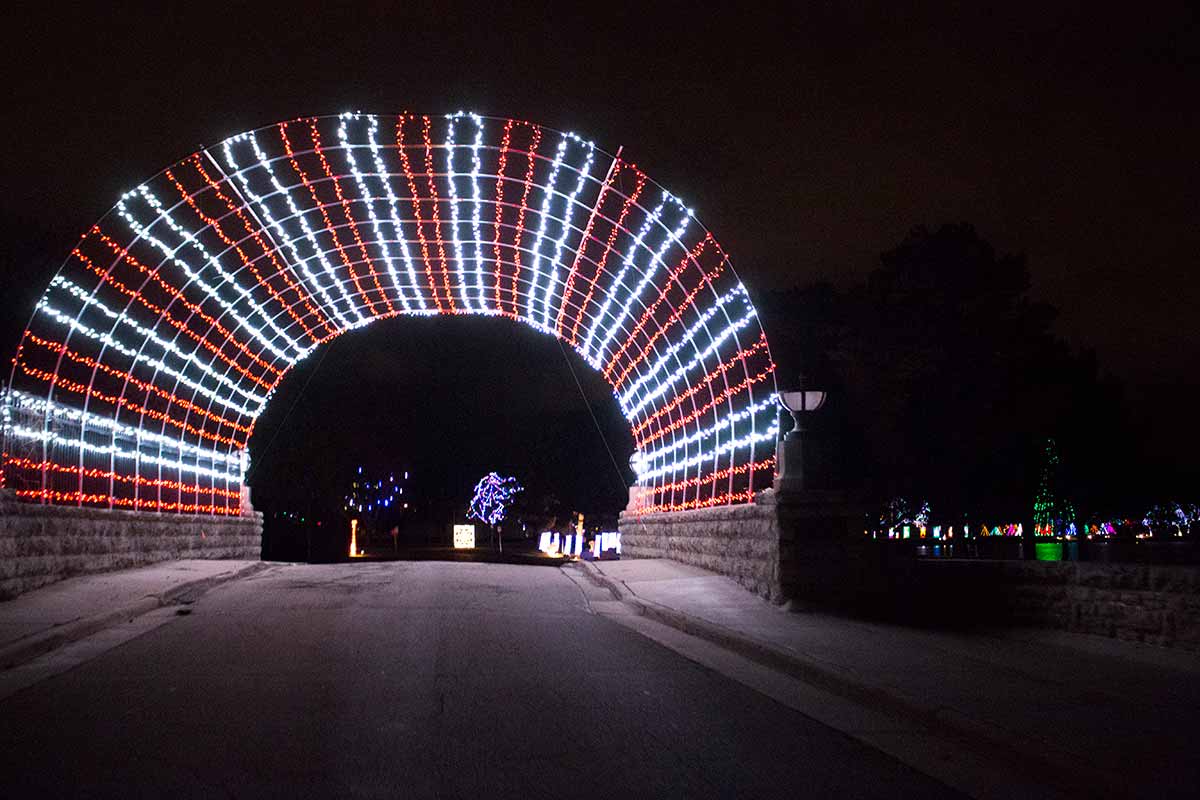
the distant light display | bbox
[1,113,777,516]
[467,472,522,526]
[343,465,407,516]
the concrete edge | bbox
[0,561,271,670]
[577,560,1131,800]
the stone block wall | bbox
[917,559,1200,651]
[0,489,262,599]
[620,500,785,600]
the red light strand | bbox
[188,154,337,338]
[279,121,381,318]
[164,165,325,344]
[566,161,646,346]
[303,119,396,315]
[604,233,725,387]
[69,243,279,390]
[395,115,450,312]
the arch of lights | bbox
[1,112,777,516]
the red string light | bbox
[21,333,250,445]
[187,154,337,338]
[565,161,647,346]
[279,120,381,318]
[645,457,776,499]
[604,233,726,387]
[14,488,240,515]
[636,488,761,515]
[304,119,395,315]
[4,457,241,500]
[396,115,447,313]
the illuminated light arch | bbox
[1,112,777,516]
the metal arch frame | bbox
[2,112,779,516]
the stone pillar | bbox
[762,488,878,606]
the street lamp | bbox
[774,377,826,494]
[626,450,650,511]
[778,387,826,438]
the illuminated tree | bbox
[1032,438,1075,536]
[467,472,523,527]
[879,496,930,530]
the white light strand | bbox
[6,389,243,470]
[7,425,243,484]
[114,191,298,363]
[337,113,412,313]
[35,300,263,419]
[444,112,486,312]
[591,191,692,365]
[523,134,570,327]
[48,275,268,408]
[638,421,779,482]
[364,114,427,311]
[467,115,486,313]
[538,134,596,331]
[221,133,364,327]
[131,185,307,357]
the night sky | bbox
[1,3,1197,514]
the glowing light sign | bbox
[453,524,476,549]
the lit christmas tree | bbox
[1032,438,1075,536]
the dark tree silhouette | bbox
[759,223,1135,520]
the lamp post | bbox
[774,378,827,495]
[626,451,649,511]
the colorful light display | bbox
[343,465,408,517]
[466,472,522,526]
[1,113,777,516]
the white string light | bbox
[6,112,777,514]
[222,132,364,326]
[338,113,412,313]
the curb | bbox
[0,561,271,670]
[577,560,1128,800]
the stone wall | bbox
[620,492,1200,650]
[0,489,262,599]
[621,500,785,600]
[916,559,1200,651]
[619,489,865,604]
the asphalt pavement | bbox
[0,561,962,799]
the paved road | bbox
[0,562,961,799]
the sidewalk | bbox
[0,560,267,669]
[582,558,1200,800]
